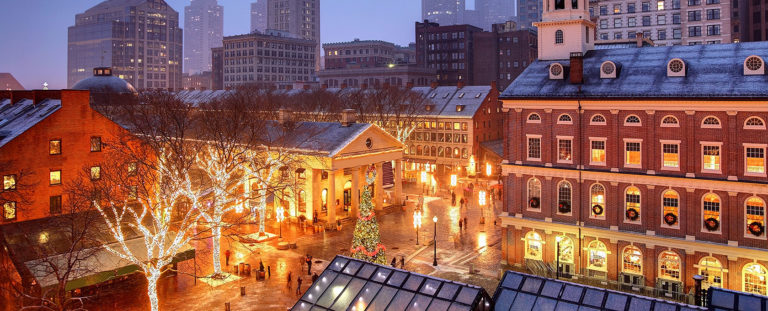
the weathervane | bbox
[42,82,48,90]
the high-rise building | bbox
[184,0,223,75]
[423,0,516,31]
[250,0,268,33]
[517,0,544,29]
[739,0,768,41]
[422,0,467,26]
[67,0,183,90]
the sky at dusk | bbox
[0,0,421,90]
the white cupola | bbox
[534,0,596,60]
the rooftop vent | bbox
[341,108,356,126]
[549,63,565,80]
[744,55,765,76]
[667,58,686,77]
[600,61,618,79]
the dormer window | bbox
[624,115,641,126]
[528,113,542,123]
[430,93,437,98]
[667,58,686,77]
[442,93,450,98]
[458,93,465,98]
[600,61,618,79]
[558,114,573,124]
[425,105,435,111]
[456,105,465,112]
[475,93,482,98]
[555,30,564,44]
[661,115,679,127]
[744,55,765,75]
[549,63,565,80]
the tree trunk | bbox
[147,270,161,311]
[212,224,223,275]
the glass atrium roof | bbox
[707,287,768,310]
[292,255,491,311]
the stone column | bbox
[310,169,320,223]
[375,162,384,210]
[351,166,360,217]
[328,169,337,223]
[394,160,403,206]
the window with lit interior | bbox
[524,231,543,260]
[743,263,768,295]
[662,190,680,227]
[702,193,721,232]
[625,186,641,222]
[662,143,679,169]
[591,140,606,164]
[702,144,721,172]
[658,251,681,281]
[587,240,608,277]
[698,257,724,289]
[745,146,766,175]
[745,197,766,238]
[558,139,572,162]
[622,245,643,275]
[625,141,641,167]
[590,184,606,218]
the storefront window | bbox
[587,240,608,272]
[698,257,724,289]
[524,231,543,260]
[556,236,574,263]
[622,245,643,275]
[743,263,768,295]
[658,251,681,281]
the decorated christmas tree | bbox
[350,166,387,264]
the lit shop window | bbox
[590,184,606,218]
[556,236,574,264]
[622,245,643,275]
[591,140,606,165]
[527,178,541,210]
[662,143,679,169]
[625,186,641,222]
[702,193,721,232]
[658,251,681,281]
[746,146,766,174]
[743,263,768,295]
[3,175,16,191]
[698,256,724,289]
[625,141,642,167]
[702,145,721,172]
[524,231,543,260]
[662,190,680,227]
[745,197,766,238]
[587,240,608,272]
[90,166,101,180]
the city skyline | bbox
[0,0,420,89]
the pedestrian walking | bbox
[459,219,463,231]
[267,265,271,278]
[464,217,467,230]
[400,256,405,269]
[312,272,319,283]
[297,277,303,296]
[224,249,231,266]
[391,258,397,267]
[287,272,292,290]
[451,192,456,206]
[307,255,313,275]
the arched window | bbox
[423,146,430,156]
[625,186,641,222]
[743,263,768,295]
[527,113,541,123]
[437,147,444,157]
[431,146,437,157]
[453,148,460,158]
[698,257,724,289]
[658,251,681,281]
[661,115,679,127]
[555,30,564,44]
[556,236,574,264]
[321,188,328,210]
[622,245,643,275]
[558,114,572,124]
[528,178,541,209]
[443,147,449,158]
[624,115,641,125]
[409,145,416,155]
[703,193,721,232]
[702,116,721,128]
[416,145,423,156]
[591,114,606,125]
[524,231,543,260]
[745,117,766,130]
[745,197,766,238]
[587,240,608,272]
[462,148,468,159]
[558,181,572,214]
[662,190,680,227]
[590,184,606,218]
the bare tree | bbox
[356,86,430,143]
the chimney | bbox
[491,80,498,91]
[569,52,584,84]
[278,108,292,125]
[457,81,465,89]
[406,81,414,89]
[303,84,311,90]
[430,81,438,89]
[635,32,644,47]
[340,108,356,127]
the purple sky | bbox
[0,0,421,90]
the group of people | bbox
[288,254,318,296]
[390,256,406,269]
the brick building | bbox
[499,0,768,300]
[323,39,401,69]
[416,21,484,85]
[317,65,436,88]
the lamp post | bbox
[420,170,427,194]
[432,216,438,266]
[413,210,422,245]
[276,206,285,238]
[555,235,562,279]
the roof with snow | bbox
[501,41,768,99]
[493,271,705,311]
[0,98,61,148]
[292,255,491,311]
[265,121,373,157]
[411,85,493,118]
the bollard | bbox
[224,302,231,311]
[240,286,246,296]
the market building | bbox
[499,0,768,301]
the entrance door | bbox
[343,181,352,211]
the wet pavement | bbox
[85,179,504,310]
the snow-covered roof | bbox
[175,89,233,106]
[265,121,372,157]
[502,41,768,99]
[0,98,61,148]
[411,85,492,118]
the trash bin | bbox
[245,264,251,276]
[225,302,231,311]
[240,286,246,296]
[233,264,239,275]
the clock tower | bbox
[534,0,595,60]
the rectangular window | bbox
[615,32,623,39]
[614,4,622,14]
[746,147,766,175]
[643,16,652,26]
[628,17,637,26]
[600,5,608,15]
[614,19,623,28]
[91,136,102,152]
[706,0,719,3]
[626,141,642,166]
[642,1,651,11]
[662,143,680,169]
[49,139,61,155]
[673,13,681,24]
[658,0,665,10]
[90,166,101,180]
[3,202,16,221]
[628,3,636,13]
[673,28,682,38]
[600,19,609,29]
[591,140,606,165]
[50,171,61,185]
[528,137,541,160]
[658,15,667,24]
[3,175,16,190]
[659,29,667,40]
[689,26,702,37]
[707,25,721,35]
[688,10,702,21]
[702,144,721,172]
[706,9,720,20]
[558,139,573,162]
[50,195,62,215]
[688,0,701,5]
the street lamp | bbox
[485,163,492,177]
[432,216,438,266]
[413,210,422,245]
[478,190,486,206]
[450,174,457,188]
[276,206,285,238]
[421,170,427,194]
[555,235,564,279]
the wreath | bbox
[704,217,720,231]
[625,208,639,221]
[664,213,678,226]
[558,201,571,214]
[592,204,604,216]
[748,221,765,237]
[529,197,540,208]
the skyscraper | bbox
[67,0,183,90]
[184,0,223,75]
[423,0,516,31]
[250,0,267,33]
[517,0,543,29]
[422,0,466,26]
